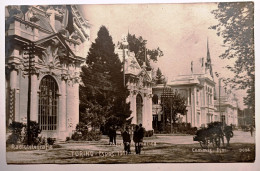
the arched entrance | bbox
[136,94,143,125]
[38,75,59,131]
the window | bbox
[38,75,58,130]
[206,86,213,105]
[196,112,200,126]
[206,113,212,123]
[196,89,199,106]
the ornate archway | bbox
[38,75,59,130]
[136,94,143,125]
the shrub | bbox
[6,121,25,145]
[6,121,43,145]
[84,130,102,141]
[66,137,70,141]
[71,130,101,141]
[25,121,42,145]
[144,130,154,137]
[71,132,82,141]
[187,127,197,135]
[47,137,56,145]
[76,122,88,137]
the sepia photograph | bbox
[3,0,257,167]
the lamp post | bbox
[23,41,36,145]
[155,106,159,130]
[122,35,128,87]
[161,86,174,133]
[218,78,224,124]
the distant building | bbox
[214,81,239,126]
[115,38,153,131]
[5,5,90,140]
[237,108,254,127]
[152,40,217,129]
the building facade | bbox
[152,40,217,128]
[116,41,153,131]
[5,5,90,140]
[214,81,238,126]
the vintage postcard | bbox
[4,2,255,165]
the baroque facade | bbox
[115,42,153,131]
[5,5,90,140]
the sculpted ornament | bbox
[138,76,144,88]
[38,42,62,71]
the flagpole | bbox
[122,35,128,87]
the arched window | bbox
[152,94,159,104]
[38,75,58,130]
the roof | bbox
[34,13,54,32]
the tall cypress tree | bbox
[154,68,166,84]
[80,26,131,129]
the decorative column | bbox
[66,79,73,131]
[142,92,147,128]
[193,87,197,127]
[147,93,153,131]
[132,90,137,125]
[9,65,18,123]
[73,78,79,127]
[59,75,67,132]
[190,88,194,127]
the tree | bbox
[154,68,166,84]
[210,2,254,113]
[161,90,187,131]
[118,33,163,70]
[80,26,131,129]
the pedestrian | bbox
[112,125,117,145]
[137,124,145,154]
[250,125,254,137]
[133,125,140,154]
[108,126,114,145]
[122,126,131,154]
[224,126,232,147]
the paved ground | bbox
[6,130,255,164]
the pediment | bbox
[35,33,76,69]
[137,69,152,83]
[35,33,75,58]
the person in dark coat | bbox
[137,124,145,154]
[108,126,114,145]
[223,125,232,147]
[122,126,131,154]
[250,125,254,137]
[112,125,117,145]
[138,124,145,141]
[133,125,140,154]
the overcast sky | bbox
[80,3,247,109]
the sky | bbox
[79,3,247,109]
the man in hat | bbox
[122,126,131,154]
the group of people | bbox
[121,124,145,154]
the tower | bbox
[205,38,214,79]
